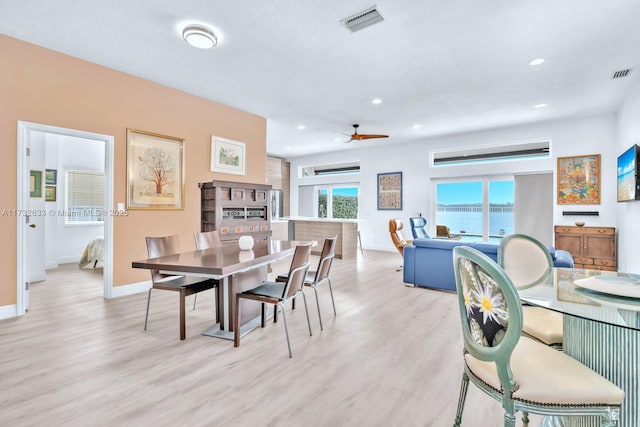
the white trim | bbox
[109,281,152,298]
[17,121,115,311]
[0,304,18,320]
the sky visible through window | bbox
[437,181,513,204]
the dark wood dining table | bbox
[518,267,640,427]
[132,239,310,340]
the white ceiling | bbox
[2,0,640,158]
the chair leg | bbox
[193,293,198,310]
[179,289,186,340]
[144,288,153,331]
[327,278,336,316]
[503,412,516,427]
[261,302,266,328]
[234,294,242,348]
[453,372,469,427]
[301,292,313,337]
[280,303,293,358]
[521,411,529,426]
[312,286,323,331]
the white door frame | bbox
[16,121,115,315]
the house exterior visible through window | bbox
[65,171,104,224]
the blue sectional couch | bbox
[403,238,574,291]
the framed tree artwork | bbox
[126,128,185,210]
[557,154,601,205]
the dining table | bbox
[132,239,311,340]
[518,267,640,427]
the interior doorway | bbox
[16,121,115,315]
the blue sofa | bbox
[403,238,574,291]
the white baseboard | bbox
[109,280,152,298]
[58,255,81,264]
[0,304,18,320]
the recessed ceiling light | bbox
[528,58,545,66]
[333,137,342,142]
[182,25,217,49]
[371,98,383,105]
[534,103,548,109]
[412,124,422,129]
[296,125,306,130]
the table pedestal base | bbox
[561,315,639,427]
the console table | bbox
[554,225,616,271]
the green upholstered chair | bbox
[498,233,563,349]
[452,246,623,427]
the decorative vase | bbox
[238,235,254,251]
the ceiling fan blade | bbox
[352,134,389,140]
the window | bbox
[435,177,513,242]
[65,171,104,224]
[315,185,359,219]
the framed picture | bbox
[30,170,42,197]
[211,136,246,175]
[45,186,57,202]
[377,172,402,210]
[126,128,185,210]
[45,169,57,185]
[557,154,601,205]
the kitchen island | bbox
[287,217,358,259]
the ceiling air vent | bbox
[612,69,632,79]
[340,6,384,33]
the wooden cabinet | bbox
[554,226,616,271]
[199,180,272,242]
[266,156,290,216]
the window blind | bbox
[66,171,104,222]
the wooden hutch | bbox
[554,225,616,271]
[199,180,272,242]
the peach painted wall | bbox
[0,35,267,306]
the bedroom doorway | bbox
[16,121,114,316]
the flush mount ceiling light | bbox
[528,58,545,66]
[371,98,383,105]
[182,25,217,49]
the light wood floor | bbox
[0,251,542,426]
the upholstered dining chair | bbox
[409,216,430,239]
[452,246,623,427]
[276,236,337,330]
[144,235,217,340]
[193,230,222,321]
[234,243,313,358]
[498,233,563,349]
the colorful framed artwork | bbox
[45,169,57,185]
[45,186,57,202]
[30,170,42,197]
[211,136,246,175]
[557,154,601,205]
[377,171,402,210]
[126,128,185,210]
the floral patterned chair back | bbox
[452,246,523,394]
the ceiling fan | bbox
[344,124,389,143]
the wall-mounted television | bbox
[617,144,640,202]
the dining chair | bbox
[193,230,222,322]
[276,236,337,330]
[498,233,563,349]
[144,234,217,340]
[452,246,623,427]
[234,243,313,358]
